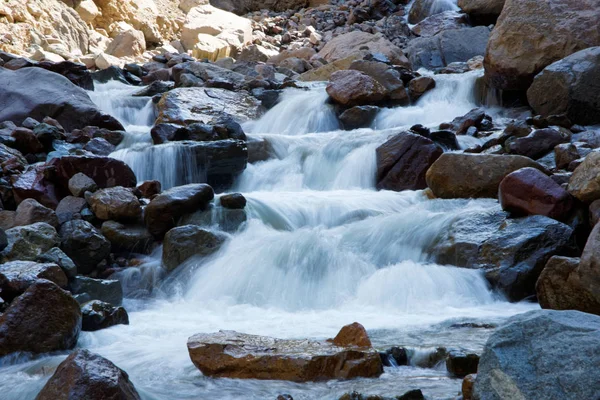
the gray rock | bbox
[37,247,78,278]
[101,220,154,254]
[55,196,88,224]
[81,300,129,332]
[68,172,98,197]
[70,276,123,306]
[162,225,226,272]
[0,222,60,262]
[59,220,111,275]
[0,260,68,301]
[473,310,600,400]
[13,198,58,228]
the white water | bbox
[0,71,539,400]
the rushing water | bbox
[0,70,538,400]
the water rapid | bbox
[0,71,538,400]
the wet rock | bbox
[220,193,246,209]
[567,152,600,203]
[426,154,545,199]
[173,62,246,90]
[376,132,442,192]
[555,143,581,170]
[156,88,262,126]
[36,349,141,400]
[0,68,123,132]
[446,108,489,135]
[473,310,600,400]
[83,137,115,156]
[179,204,247,233]
[12,165,60,209]
[331,322,372,348]
[11,127,44,154]
[590,200,600,226]
[408,77,436,103]
[60,220,111,275]
[1,222,60,262]
[412,11,470,38]
[349,60,409,105]
[187,329,383,382]
[429,130,459,150]
[0,229,7,252]
[406,27,491,70]
[68,172,98,197]
[70,276,123,306]
[505,128,569,159]
[0,261,68,301]
[87,187,142,221]
[446,350,479,377]
[13,199,58,228]
[162,225,225,272]
[136,180,161,199]
[55,196,88,224]
[145,184,214,238]
[462,374,476,400]
[409,0,456,24]
[527,47,600,125]
[327,70,386,107]
[458,0,504,23]
[38,247,77,278]
[101,221,155,254]
[81,300,129,331]
[432,210,575,300]
[133,80,175,97]
[339,106,379,130]
[50,156,137,190]
[499,167,573,221]
[0,280,81,356]
[211,0,308,14]
[484,0,600,90]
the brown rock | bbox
[36,349,140,400]
[101,221,155,254]
[68,172,98,197]
[499,167,573,221]
[426,153,545,199]
[376,132,442,192]
[504,128,569,160]
[462,373,476,400]
[12,165,60,209]
[0,280,81,356]
[144,184,214,238]
[483,0,600,90]
[408,76,436,102]
[49,156,137,190]
[187,330,383,382]
[87,187,141,221]
[567,152,600,203]
[162,225,225,272]
[331,322,372,348]
[0,261,68,301]
[13,198,58,228]
[11,127,44,154]
[137,180,161,198]
[326,70,386,107]
[349,60,409,104]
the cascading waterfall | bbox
[0,71,539,400]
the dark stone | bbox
[70,276,123,306]
[36,60,94,90]
[49,156,137,190]
[220,193,246,209]
[0,260,68,302]
[162,225,225,272]
[505,128,569,160]
[81,300,129,331]
[339,106,379,130]
[38,247,77,278]
[446,350,479,377]
[101,221,155,254]
[59,220,111,275]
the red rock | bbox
[499,167,573,220]
[332,322,372,347]
[49,156,137,190]
[11,165,60,209]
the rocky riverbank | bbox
[1,0,600,399]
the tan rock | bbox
[191,34,231,61]
[106,28,146,57]
[76,0,100,24]
[95,52,125,69]
[179,0,209,14]
[331,322,372,347]
[31,49,66,63]
[567,152,600,203]
[299,54,362,82]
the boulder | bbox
[483,0,600,90]
[137,180,161,198]
[408,77,436,102]
[457,0,505,23]
[527,47,600,126]
[0,222,60,262]
[220,193,246,209]
[406,26,491,70]
[317,31,410,68]
[432,210,575,300]
[68,173,98,197]
[0,280,81,356]
[567,152,600,203]
[331,322,372,348]
[12,166,61,209]
[70,277,123,306]
[339,106,379,130]
[426,154,545,199]
[35,349,141,400]
[13,199,59,228]
[376,132,442,192]
[0,261,68,301]
[473,310,600,400]
[187,329,382,381]
[81,300,129,331]
[156,88,262,126]
[299,55,363,82]
[106,28,146,58]
[145,184,214,238]
[50,156,137,190]
[38,247,78,278]
[162,225,225,271]
[412,11,470,38]
[101,221,155,254]
[446,350,479,378]
[349,60,409,104]
[505,128,569,160]
[59,220,111,275]
[87,187,142,221]
[499,167,573,220]
[326,70,386,107]
[173,62,246,90]
[55,196,88,225]
[0,68,123,132]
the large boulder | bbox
[567,152,600,203]
[59,220,111,275]
[406,26,491,70]
[106,28,146,58]
[144,184,214,238]
[0,280,81,356]
[36,349,141,400]
[317,31,411,68]
[426,154,544,199]
[0,68,123,132]
[162,225,225,271]
[483,0,600,91]
[527,47,600,126]
[504,128,569,160]
[431,210,575,300]
[49,156,137,190]
[187,329,382,381]
[156,88,262,126]
[0,222,60,262]
[376,132,442,192]
[473,310,600,400]
[499,167,573,221]
[0,261,68,301]
[87,187,142,221]
[209,0,308,14]
[326,70,386,107]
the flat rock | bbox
[0,261,67,301]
